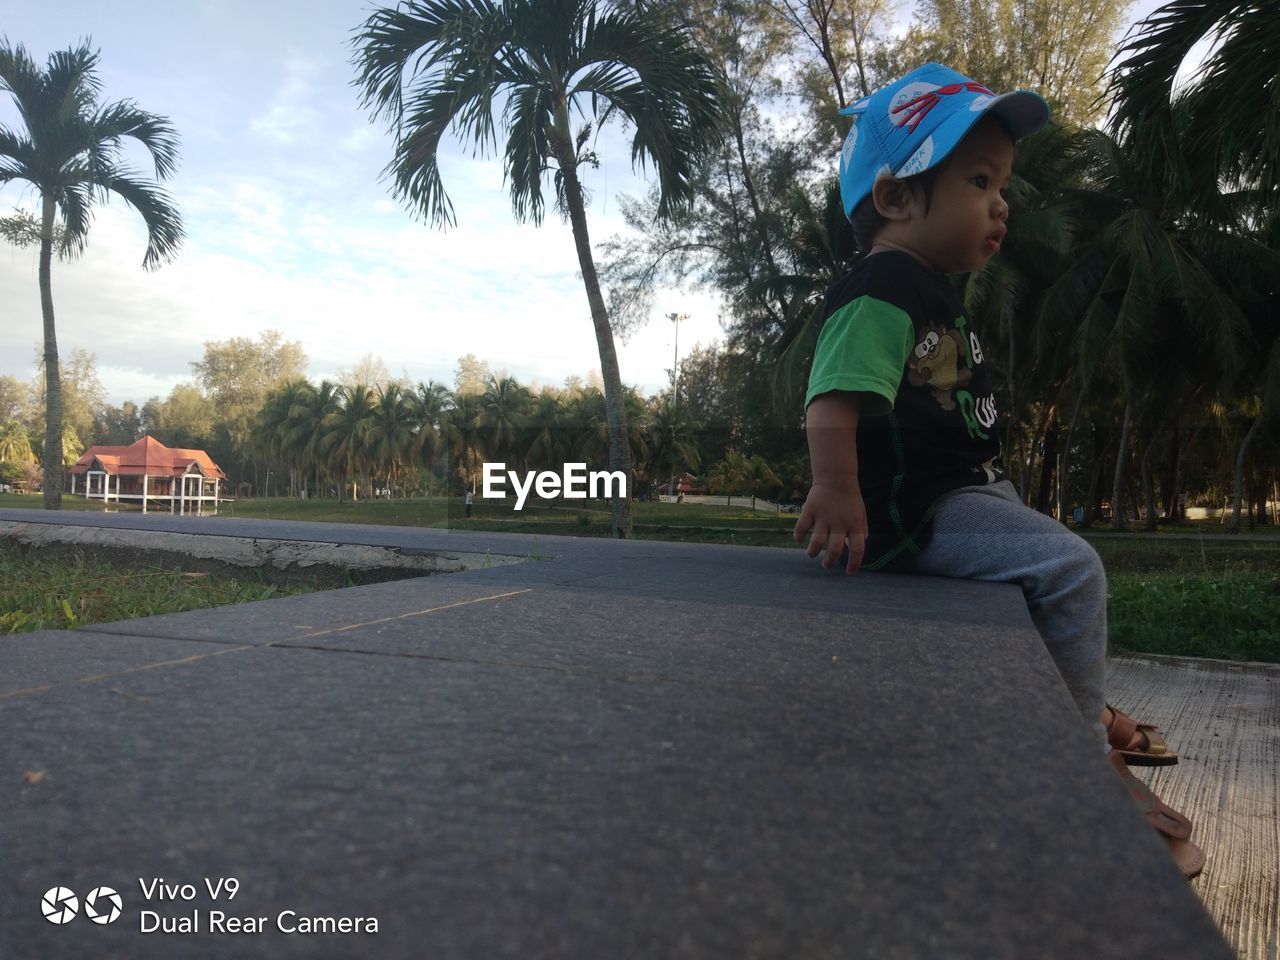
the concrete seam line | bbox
[68,629,255,647]
[0,643,256,701]
[283,588,534,641]
[0,589,534,702]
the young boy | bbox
[793,63,1204,878]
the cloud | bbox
[248,54,323,145]
[0,177,722,407]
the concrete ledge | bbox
[0,519,525,585]
[0,510,1233,959]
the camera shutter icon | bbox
[41,887,79,924]
[84,886,123,924]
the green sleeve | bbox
[805,295,915,415]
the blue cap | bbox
[838,62,1049,221]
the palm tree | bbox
[1107,1,1280,205]
[1033,126,1277,529]
[477,375,531,469]
[256,378,314,496]
[321,384,377,502]
[707,449,749,506]
[59,423,83,469]
[525,389,572,477]
[570,385,648,470]
[368,383,417,497]
[647,399,701,493]
[0,41,183,509]
[442,392,485,493]
[777,452,811,504]
[743,454,780,510]
[295,380,340,498]
[410,379,452,473]
[353,0,727,537]
[0,419,34,465]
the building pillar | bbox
[142,474,149,514]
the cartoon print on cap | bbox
[891,80,995,132]
[888,82,939,128]
[898,136,935,176]
[841,121,859,171]
[908,324,972,411]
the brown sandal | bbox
[1105,703,1178,766]
[1107,750,1205,879]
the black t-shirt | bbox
[805,250,1002,570]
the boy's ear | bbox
[871,176,920,222]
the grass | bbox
[2,493,1277,661]
[1085,537,1280,663]
[0,540,318,635]
[0,492,115,512]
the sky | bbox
[1,0,1185,406]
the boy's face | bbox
[876,115,1014,274]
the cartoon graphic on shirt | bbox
[907,324,971,410]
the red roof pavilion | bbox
[68,436,226,513]
[70,435,227,481]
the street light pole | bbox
[667,312,687,501]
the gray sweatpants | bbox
[900,480,1108,747]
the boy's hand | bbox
[794,482,869,574]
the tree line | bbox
[0,338,804,507]
[248,372,798,507]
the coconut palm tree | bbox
[442,392,485,493]
[352,0,727,537]
[0,41,183,509]
[477,375,531,469]
[59,423,83,469]
[1107,0,1280,205]
[1034,125,1279,529]
[743,454,780,510]
[570,385,649,470]
[410,379,452,472]
[0,419,34,465]
[294,379,339,498]
[368,383,417,497]
[525,389,573,476]
[707,449,749,506]
[321,384,378,502]
[776,452,811,504]
[255,378,314,497]
[647,399,702,494]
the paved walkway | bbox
[1108,654,1280,960]
[0,509,1235,958]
